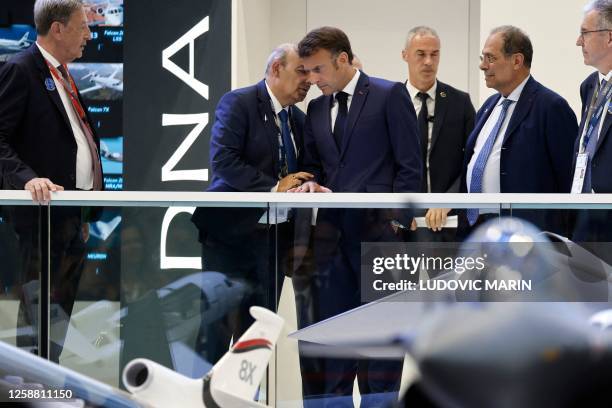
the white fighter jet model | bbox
[80,67,123,95]
[123,306,284,408]
[0,32,31,51]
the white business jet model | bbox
[80,66,123,95]
[123,306,284,408]
[0,32,31,51]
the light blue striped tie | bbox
[467,99,514,225]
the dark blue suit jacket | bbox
[0,45,101,190]
[460,76,577,233]
[302,71,421,194]
[462,76,577,194]
[572,72,612,243]
[191,80,306,243]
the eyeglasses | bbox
[479,54,498,64]
[579,29,612,40]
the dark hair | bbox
[490,25,533,68]
[298,26,353,64]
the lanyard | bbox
[45,60,90,125]
[581,78,612,153]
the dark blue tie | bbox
[278,109,297,174]
[334,91,349,149]
[467,99,514,225]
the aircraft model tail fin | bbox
[122,306,283,407]
[208,306,284,407]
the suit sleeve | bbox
[300,102,325,184]
[0,62,38,189]
[447,93,476,193]
[386,82,422,192]
[209,91,277,191]
[546,97,578,193]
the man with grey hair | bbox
[573,0,612,248]
[0,0,101,361]
[401,26,474,239]
[460,25,577,234]
[191,44,312,363]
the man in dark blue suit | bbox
[0,0,101,361]
[295,26,421,406]
[190,44,314,363]
[572,0,612,250]
[461,26,577,233]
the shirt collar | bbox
[405,80,437,102]
[497,74,530,106]
[264,80,286,116]
[598,71,612,83]
[334,68,360,99]
[36,42,61,69]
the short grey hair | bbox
[265,43,298,76]
[585,0,612,29]
[405,26,439,48]
[34,0,84,36]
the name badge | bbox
[570,153,589,194]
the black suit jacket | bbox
[191,80,306,244]
[424,80,475,193]
[0,45,101,190]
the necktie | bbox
[57,65,103,191]
[581,79,608,193]
[278,109,297,175]
[333,91,349,150]
[417,92,430,192]
[467,99,514,225]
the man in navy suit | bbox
[0,0,101,361]
[572,0,612,249]
[402,25,475,237]
[191,44,314,363]
[461,26,577,233]
[295,26,421,406]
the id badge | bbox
[570,153,589,194]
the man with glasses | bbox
[572,0,612,252]
[460,25,577,234]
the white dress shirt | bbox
[37,42,93,190]
[331,69,360,131]
[467,75,530,194]
[406,80,437,192]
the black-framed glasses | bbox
[579,29,612,40]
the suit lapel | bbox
[502,76,536,144]
[31,46,72,133]
[430,81,448,152]
[256,80,281,173]
[340,73,369,160]
[465,95,498,161]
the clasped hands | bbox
[278,172,332,193]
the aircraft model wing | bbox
[80,84,103,94]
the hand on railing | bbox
[288,181,332,193]
[24,177,64,204]
[277,172,314,192]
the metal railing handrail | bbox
[0,190,611,209]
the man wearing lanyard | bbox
[191,44,313,365]
[0,0,101,361]
[573,0,612,255]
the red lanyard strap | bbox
[45,60,88,122]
